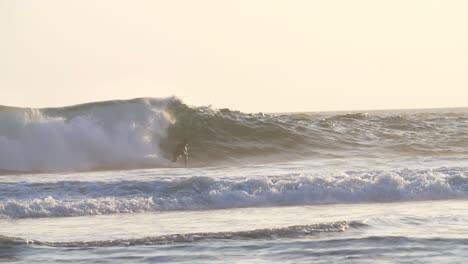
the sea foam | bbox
[0,98,174,172]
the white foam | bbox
[0,196,155,218]
[0,98,174,172]
[1,168,467,218]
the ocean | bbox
[1,97,467,263]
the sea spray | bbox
[0,98,174,172]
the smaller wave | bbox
[2,167,468,219]
[1,221,360,247]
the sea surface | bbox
[1,98,468,263]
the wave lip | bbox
[2,221,357,247]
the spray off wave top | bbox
[0,98,174,172]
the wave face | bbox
[164,103,468,165]
[1,167,467,218]
[1,97,468,172]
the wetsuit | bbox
[172,143,188,164]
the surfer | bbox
[172,138,189,166]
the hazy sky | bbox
[1,0,467,112]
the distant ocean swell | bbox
[1,167,467,218]
[1,97,468,172]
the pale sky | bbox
[1,0,467,113]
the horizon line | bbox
[1,97,467,114]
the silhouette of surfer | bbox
[172,138,189,166]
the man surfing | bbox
[172,138,189,167]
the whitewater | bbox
[1,97,468,263]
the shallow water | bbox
[2,200,468,263]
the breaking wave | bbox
[1,167,467,218]
[1,97,468,172]
[0,98,175,173]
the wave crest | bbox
[2,221,358,247]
